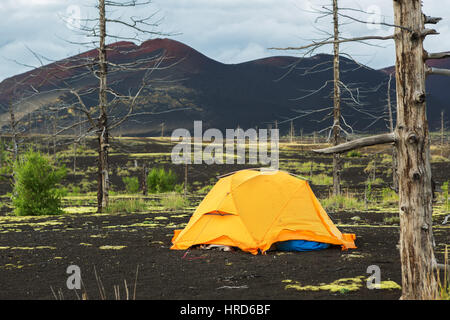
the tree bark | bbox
[441,110,444,157]
[97,0,110,212]
[313,132,395,154]
[332,0,342,196]
[9,102,18,163]
[184,163,188,198]
[393,0,438,299]
[142,163,148,196]
[387,73,399,191]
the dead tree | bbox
[386,73,398,191]
[289,120,294,143]
[271,1,389,196]
[331,0,342,196]
[440,110,445,156]
[50,0,185,212]
[0,0,187,212]
[8,102,19,163]
[311,0,450,299]
[0,91,33,184]
[142,162,148,196]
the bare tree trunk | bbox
[52,110,57,156]
[441,110,445,157]
[332,0,342,196]
[290,120,294,143]
[184,163,188,198]
[142,163,148,196]
[9,103,18,163]
[393,0,438,299]
[73,141,77,175]
[97,0,110,212]
[387,73,398,191]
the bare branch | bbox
[426,66,450,77]
[424,15,442,24]
[421,28,439,37]
[312,132,396,154]
[424,51,450,60]
[269,35,395,51]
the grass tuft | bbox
[105,198,148,214]
[160,193,190,211]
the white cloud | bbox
[1,0,450,81]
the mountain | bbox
[380,58,450,131]
[0,38,446,136]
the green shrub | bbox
[12,150,67,216]
[380,154,392,164]
[0,142,13,180]
[442,181,449,210]
[80,178,96,192]
[116,167,130,177]
[380,187,399,204]
[147,168,177,193]
[197,184,213,194]
[364,160,376,175]
[365,180,374,203]
[371,177,384,185]
[122,176,140,194]
[383,215,400,225]
[160,193,189,210]
[346,150,361,158]
[71,185,81,196]
[321,195,365,211]
[310,173,332,185]
[174,183,186,194]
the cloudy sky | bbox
[1,0,449,81]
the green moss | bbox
[431,155,449,162]
[63,207,97,214]
[285,276,401,293]
[99,245,127,250]
[90,234,107,238]
[9,246,56,250]
[342,253,366,260]
[373,281,401,290]
[170,214,189,218]
[285,276,365,293]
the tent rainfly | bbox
[171,169,356,255]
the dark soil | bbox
[0,209,448,300]
[0,137,448,300]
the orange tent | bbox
[171,169,356,254]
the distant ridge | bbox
[0,38,448,136]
